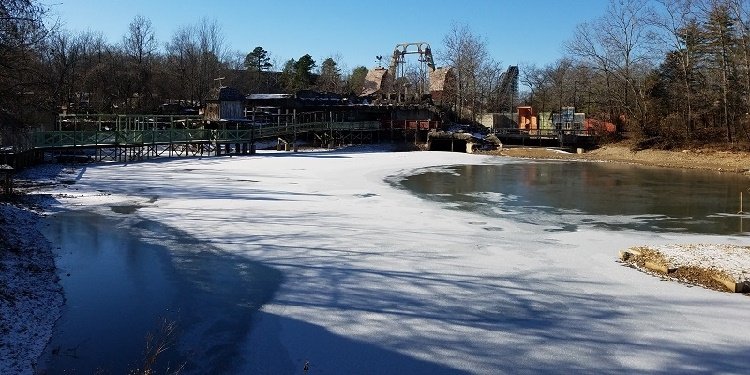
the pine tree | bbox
[293,54,316,91]
[317,57,341,93]
[244,46,272,72]
[703,2,740,142]
[347,66,368,95]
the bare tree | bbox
[477,58,504,115]
[567,0,656,135]
[74,30,108,112]
[165,18,227,105]
[123,15,157,65]
[545,59,574,113]
[196,18,226,100]
[653,0,702,136]
[45,29,114,112]
[165,25,197,103]
[0,0,52,118]
[121,15,158,111]
[439,23,490,122]
[520,63,552,114]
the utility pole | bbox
[214,77,225,88]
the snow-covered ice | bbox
[13,147,750,374]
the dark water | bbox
[40,211,282,374]
[395,161,750,235]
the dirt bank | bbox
[491,143,750,175]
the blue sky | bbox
[51,0,609,72]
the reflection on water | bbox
[396,161,750,235]
[40,211,282,374]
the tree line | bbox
[0,3,370,123]
[0,1,527,136]
[0,1,511,131]
[523,0,750,147]
[6,0,750,148]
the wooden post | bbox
[293,125,297,152]
[1,165,13,195]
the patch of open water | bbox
[39,210,282,374]
[394,161,750,235]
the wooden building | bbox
[204,87,246,121]
[428,67,455,106]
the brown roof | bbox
[429,67,455,92]
[362,68,389,96]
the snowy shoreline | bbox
[2,148,750,374]
[0,201,64,375]
[0,164,96,375]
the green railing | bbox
[33,129,215,148]
[32,121,383,149]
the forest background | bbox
[3,0,750,149]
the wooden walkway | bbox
[1,111,446,167]
[0,114,387,165]
[33,121,382,149]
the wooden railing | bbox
[493,128,594,137]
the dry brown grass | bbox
[487,142,750,175]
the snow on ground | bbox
[0,202,63,375]
[20,147,750,373]
[652,244,750,283]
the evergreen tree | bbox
[317,57,341,92]
[291,54,316,91]
[243,46,272,93]
[347,66,368,94]
[279,55,317,92]
[280,58,296,92]
[244,46,272,71]
[703,3,740,142]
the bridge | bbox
[35,118,382,162]
[0,113,429,166]
[34,120,382,149]
[493,128,596,148]
[1,111,596,168]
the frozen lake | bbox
[36,150,750,374]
